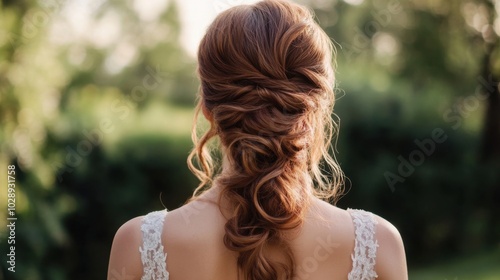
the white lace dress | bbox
[139,208,378,280]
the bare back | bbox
[163,197,355,280]
[116,194,405,280]
[108,192,407,280]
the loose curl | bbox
[187,1,344,279]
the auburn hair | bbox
[187,0,344,279]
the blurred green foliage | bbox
[410,247,500,280]
[0,0,499,279]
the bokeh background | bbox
[1,0,499,279]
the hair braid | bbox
[188,1,344,279]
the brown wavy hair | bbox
[187,0,344,279]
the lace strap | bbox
[139,210,169,280]
[347,208,379,280]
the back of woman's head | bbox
[189,0,343,279]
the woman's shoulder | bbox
[108,215,145,279]
[108,209,171,279]
[309,199,407,279]
[311,199,404,242]
[371,213,408,279]
[110,210,168,248]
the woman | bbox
[108,0,408,279]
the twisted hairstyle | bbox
[188,1,344,279]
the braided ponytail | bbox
[188,1,344,279]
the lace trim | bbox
[347,208,379,280]
[139,210,169,280]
